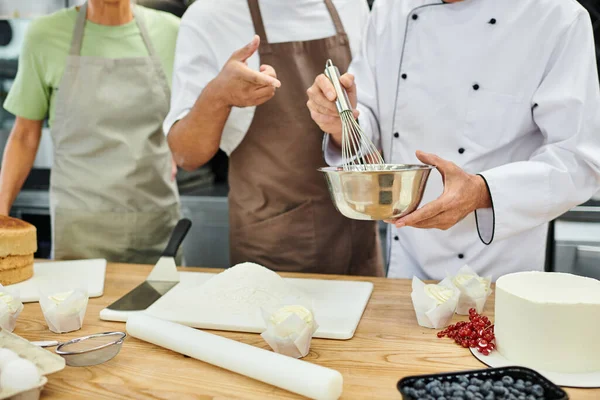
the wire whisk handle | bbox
[324,59,353,114]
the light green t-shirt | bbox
[4,6,180,127]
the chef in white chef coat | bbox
[307,0,600,279]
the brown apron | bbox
[228,0,384,277]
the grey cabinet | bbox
[180,195,230,268]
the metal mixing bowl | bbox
[319,164,434,221]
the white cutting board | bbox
[100,271,373,340]
[6,259,106,302]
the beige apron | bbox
[228,0,384,276]
[49,2,180,264]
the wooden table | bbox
[14,263,598,399]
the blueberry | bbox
[525,381,533,387]
[458,376,470,384]
[416,389,426,397]
[531,385,544,397]
[492,386,508,396]
[461,381,469,388]
[415,379,426,389]
[525,396,536,400]
[481,381,493,393]
[502,376,515,385]
[484,394,495,400]
[432,388,444,397]
[451,383,465,391]
[518,396,526,400]
[509,387,521,395]
[474,393,484,399]
[516,379,524,385]
[493,381,504,387]
[465,392,476,400]
[439,397,447,400]
[467,385,480,393]
[453,390,464,397]
[514,382,525,391]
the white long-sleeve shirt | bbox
[326,0,600,280]
[163,0,369,154]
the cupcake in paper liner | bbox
[261,299,318,359]
[450,265,492,315]
[411,276,459,329]
[39,287,88,333]
[0,284,24,332]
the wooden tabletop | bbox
[14,263,598,399]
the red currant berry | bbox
[478,339,488,348]
[482,348,490,356]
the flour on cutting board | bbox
[181,263,309,316]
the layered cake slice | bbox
[495,271,600,373]
[0,216,37,285]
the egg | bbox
[0,358,40,391]
[0,348,19,370]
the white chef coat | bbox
[325,0,600,280]
[163,0,370,154]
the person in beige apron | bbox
[227,0,383,276]
[50,2,180,263]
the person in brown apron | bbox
[225,0,383,276]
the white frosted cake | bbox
[495,271,600,373]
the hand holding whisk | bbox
[323,59,385,171]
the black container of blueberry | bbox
[397,366,568,400]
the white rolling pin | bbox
[126,314,343,400]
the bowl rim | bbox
[318,164,435,172]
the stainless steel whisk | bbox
[324,59,385,171]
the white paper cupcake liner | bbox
[39,288,88,334]
[0,284,24,333]
[261,297,318,359]
[411,277,460,329]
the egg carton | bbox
[0,329,65,400]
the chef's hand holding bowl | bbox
[307,73,492,229]
[385,151,492,231]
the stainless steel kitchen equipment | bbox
[553,204,600,280]
[31,332,126,367]
[319,164,433,221]
[323,59,384,170]
[106,219,191,311]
